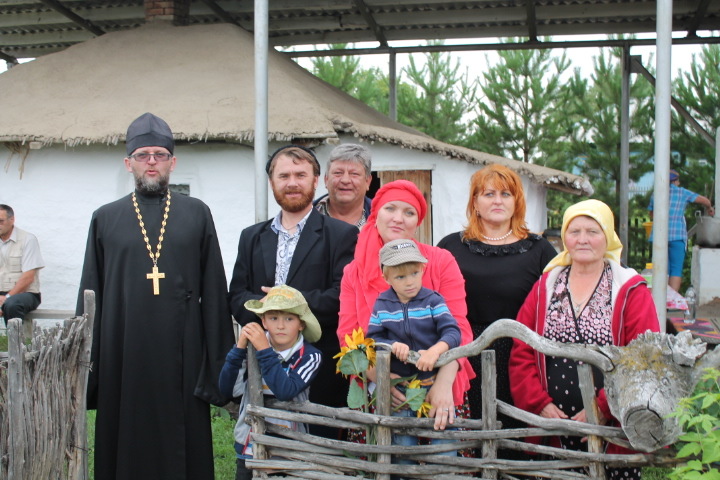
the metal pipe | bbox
[389,50,397,121]
[619,47,631,265]
[254,0,269,222]
[716,127,720,219]
[651,0,673,332]
[286,36,720,58]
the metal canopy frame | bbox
[2,0,720,63]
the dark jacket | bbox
[367,286,461,379]
[228,208,358,408]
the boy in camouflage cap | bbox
[218,285,322,480]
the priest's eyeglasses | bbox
[129,152,172,162]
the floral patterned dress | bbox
[545,264,640,479]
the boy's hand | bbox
[392,342,410,362]
[240,322,270,351]
[416,342,449,371]
[236,333,249,349]
[416,350,440,371]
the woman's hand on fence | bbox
[571,409,587,423]
[426,361,458,430]
[539,402,568,420]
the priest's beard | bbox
[273,187,315,213]
[134,171,170,195]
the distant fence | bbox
[0,292,94,480]
[242,320,692,479]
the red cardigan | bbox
[338,242,475,405]
[509,260,660,452]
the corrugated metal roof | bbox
[1,0,719,62]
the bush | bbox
[668,367,720,480]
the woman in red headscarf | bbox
[337,180,475,431]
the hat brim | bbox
[244,299,322,343]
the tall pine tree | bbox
[469,42,571,165]
[563,45,656,211]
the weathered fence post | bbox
[578,363,606,480]
[247,344,267,476]
[6,318,26,479]
[481,350,498,479]
[67,290,95,480]
[374,349,392,480]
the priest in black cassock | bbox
[77,113,234,480]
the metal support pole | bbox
[619,46,631,265]
[389,50,397,121]
[651,0,673,332]
[254,0,269,222]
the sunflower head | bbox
[334,328,377,375]
[416,402,432,418]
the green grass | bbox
[643,466,672,479]
[211,406,238,480]
[0,334,7,352]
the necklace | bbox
[480,230,513,242]
[571,292,592,313]
[132,191,171,295]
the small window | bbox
[170,184,190,196]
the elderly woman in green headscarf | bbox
[509,199,659,477]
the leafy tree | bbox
[396,44,478,145]
[310,44,390,113]
[309,42,478,145]
[469,41,572,166]
[563,44,656,210]
[670,44,720,203]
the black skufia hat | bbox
[126,113,174,155]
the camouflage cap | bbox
[244,285,321,343]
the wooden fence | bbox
[0,292,94,480]
[240,319,720,480]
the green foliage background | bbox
[305,40,718,227]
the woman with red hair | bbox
[337,179,475,431]
[437,164,557,447]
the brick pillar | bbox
[144,0,190,25]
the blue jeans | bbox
[391,407,457,465]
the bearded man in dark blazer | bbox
[228,145,358,439]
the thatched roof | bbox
[0,22,591,195]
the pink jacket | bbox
[509,260,660,452]
[338,242,475,405]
